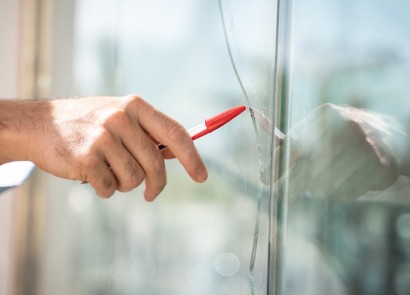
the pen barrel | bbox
[188,122,208,140]
[158,106,246,150]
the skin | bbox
[0,95,208,201]
[275,103,408,202]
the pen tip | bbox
[205,105,247,131]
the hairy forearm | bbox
[0,99,51,164]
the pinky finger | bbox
[88,164,118,198]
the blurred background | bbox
[0,0,273,294]
[2,0,410,295]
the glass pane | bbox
[36,1,278,295]
[275,0,410,294]
[218,1,280,294]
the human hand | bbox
[278,103,406,201]
[22,96,207,200]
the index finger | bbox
[132,98,208,183]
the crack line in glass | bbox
[217,1,265,294]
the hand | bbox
[2,96,208,200]
[278,103,406,201]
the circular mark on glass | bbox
[214,253,240,277]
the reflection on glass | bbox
[275,0,410,294]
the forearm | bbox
[0,99,51,164]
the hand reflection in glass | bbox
[271,103,408,201]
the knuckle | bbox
[315,103,349,129]
[98,188,115,199]
[165,122,187,143]
[101,176,115,190]
[148,156,165,175]
[102,175,116,190]
[92,178,116,199]
[320,103,341,120]
[126,158,142,179]
[316,103,339,117]
[119,160,145,191]
[78,154,100,170]
[125,95,145,109]
[95,129,116,147]
[127,95,143,104]
[103,110,130,128]
[138,133,153,153]
[320,103,338,111]
[152,109,169,125]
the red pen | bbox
[158,105,247,150]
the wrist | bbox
[0,100,51,164]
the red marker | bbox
[158,105,247,150]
